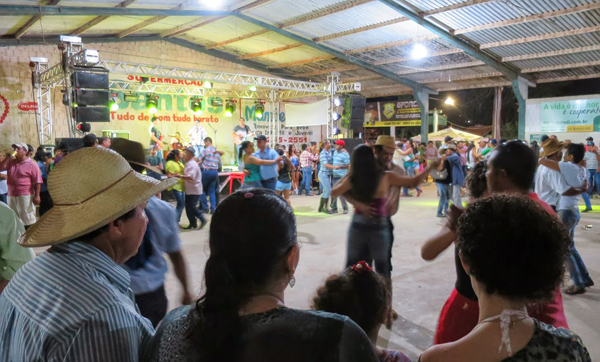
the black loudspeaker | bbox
[55,137,84,152]
[74,89,109,106]
[350,107,365,119]
[350,95,366,108]
[71,72,109,89]
[74,107,110,122]
[350,119,364,130]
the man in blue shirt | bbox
[254,135,279,190]
[444,143,464,206]
[112,139,193,327]
[330,140,350,214]
[318,140,338,214]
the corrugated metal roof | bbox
[323,22,435,51]
[489,33,600,57]
[244,0,342,24]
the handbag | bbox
[431,168,448,181]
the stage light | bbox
[190,98,203,116]
[77,122,91,133]
[225,99,236,117]
[249,85,257,92]
[210,98,223,107]
[124,93,139,102]
[333,127,341,135]
[146,94,158,114]
[411,43,428,60]
[203,81,212,89]
[333,97,342,107]
[444,97,455,106]
[109,93,119,111]
[332,112,340,121]
[255,101,265,119]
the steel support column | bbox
[512,77,528,140]
[30,57,52,145]
[492,87,503,140]
[414,89,430,143]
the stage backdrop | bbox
[285,99,329,127]
[89,93,324,164]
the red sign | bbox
[18,102,38,112]
[126,75,205,87]
[0,94,9,124]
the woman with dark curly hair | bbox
[421,161,488,344]
[420,194,591,362]
[312,261,411,362]
[145,189,378,362]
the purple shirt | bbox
[183,159,203,195]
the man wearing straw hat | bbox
[0,147,176,361]
[535,138,568,211]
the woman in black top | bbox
[275,149,294,207]
[145,189,377,362]
[421,161,487,344]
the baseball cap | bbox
[334,140,345,146]
[12,142,28,151]
[444,136,453,142]
[148,145,156,150]
[586,137,594,141]
[254,135,267,141]
[490,138,498,146]
[183,147,195,154]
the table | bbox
[218,171,245,194]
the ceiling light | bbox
[203,81,212,89]
[411,43,428,60]
[249,85,257,92]
[444,97,455,106]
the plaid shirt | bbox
[299,150,318,168]
[199,146,221,170]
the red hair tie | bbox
[351,261,373,272]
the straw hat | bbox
[19,147,176,247]
[110,138,163,175]
[374,135,396,149]
[540,138,566,158]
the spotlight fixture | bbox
[411,43,428,60]
[190,98,203,116]
[224,99,237,117]
[77,122,91,133]
[333,126,341,135]
[203,81,212,89]
[255,100,265,119]
[210,98,223,107]
[333,97,342,107]
[146,94,158,114]
[249,85,257,92]
[124,93,139,102]
[332,112,341,121]
[444,97,455,106]
[109,93,119,112]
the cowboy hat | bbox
[110,138,163,175]
[374,135,396,149]
[19,147,176,247]
[438,143,457,155]
[540,138,566,158]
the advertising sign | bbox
[540,98,600,133]
[364,99,421,127]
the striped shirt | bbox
[0,241,153,361]
[300,150,318,168]
[319,149,334,176]
[332,149,350,178]
[199,146,221,170]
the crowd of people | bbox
[0,128,595,361]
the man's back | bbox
[0,241,153,361]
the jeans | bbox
[582,192,592,210]
[236,144,242,165]
[319,172,331,199]
[200,169,219,211]
[450,184,462,207]
[346,214,393,279]
[261,177,277,191]
[330,177,348,210]
[559,209,593,288]
[242,180,262,189]
[587,168,600,196]
[0,193,6,204]
[135,284,168,328]
[299,167,313,195]
[171,190,185,223]
[403,164,421,195]
[193,145,204,158]
[185,194,206,227]
[436,183,450,216]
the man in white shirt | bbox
[535,138,566,210]
[539,143,594,295]
[188,120,208,157]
